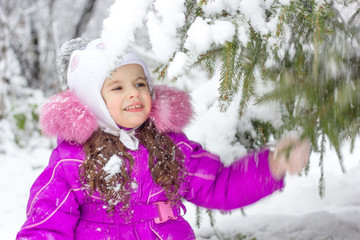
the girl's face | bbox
[101,64,152,128]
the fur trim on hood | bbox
[40,85,194,144]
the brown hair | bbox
[80,120,187,212]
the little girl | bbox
[17,38,310,240]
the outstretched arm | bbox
[180,134,310,211]
[176,134,284,211]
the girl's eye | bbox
[136,82,147,88]
[112,86,123,91]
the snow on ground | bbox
[0,139,50,239]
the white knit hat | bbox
[66,38,152,150]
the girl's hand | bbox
[269,137,311,179]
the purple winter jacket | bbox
[17,132,284,240]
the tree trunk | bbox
[73,0,97,38]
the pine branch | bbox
[195,206,202,228]
[239,74,255,116]
[240,208,246,216]
[222,42,234,93]
[159,65,168,80]
[318,133,325,198]
[152,64,168,80]
[348,8,360,26]
[218,40,238,111]
[206,209,215,227]
[195,47,222,75]
[350,137,356,154]
[334,145,346,174]
[276,6,288,37]
[237,29,266,116]
[179,0,204,53]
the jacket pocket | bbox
[150,217,195,240]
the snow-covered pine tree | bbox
[147,0,360,197]
[100,0,359,226]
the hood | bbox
[40,84,194,144]
[66,38,154,136]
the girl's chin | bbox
[116,119,148,129]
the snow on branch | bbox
[146,0,186,63]
[101,0,153,64]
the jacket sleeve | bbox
[16,147,82,240]
[177,133,284,211]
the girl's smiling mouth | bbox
[124,104,143,112]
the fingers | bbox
[269,151,287,179]
[272,137,311,176]
[288,139,310,174]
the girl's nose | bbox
[128,86,140,98]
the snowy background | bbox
[1,0,360,239]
